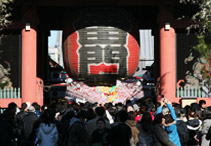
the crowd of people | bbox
[0,97,211,146]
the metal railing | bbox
[176,86,210,98]
[0,87,21,99]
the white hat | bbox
[162,107,169,115]
[28,106,35,112]
[133,104,139,111]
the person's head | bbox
[28,106,35,113]
[117,110,128,123]
[154,113,165,125]
[140,112,153,132]
[139,102,147,114]
[188,110,197,118]
[126,100,132,106]
[41,104,48,112]
[32,102,40,111]
[132,104,139,112]
[204,107,211,119]
[164,114,175,124]
[127,111,136,121]
[77,110,86,122]
[96,118,106,129]
[190,103,200,113]
[141,112,152,124]
[8,102,17,114]
[199,100,206,110]
[174,106,181,118]
[162,106,169,116]
[95,106,105,117]
[43,108,56,125]
[85,108,95,121]
[21,103,28,111]
[127,106,134,112]
[146,102,155,112]
[61,110,75,122]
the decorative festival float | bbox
[62,8,144,104]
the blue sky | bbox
[48,30,64,66]
[48,30,58,47]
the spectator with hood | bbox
[186,110,202,146]
[36,108,58,146]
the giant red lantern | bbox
[63,8,140,85]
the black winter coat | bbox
[22,112,38,140]
[152,123,175,146]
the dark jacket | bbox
[176,119,189,146]
[22,112,38,140]
[206,126,211,146]
[108,123,132,146]
[68,117,88,146]
[0,116,14,146]
[17,111,28,121]
[187,118,202,146]
[153,123,175,146]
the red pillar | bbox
[160,27,177,103]
[21,28,37,105]
[159,4,178,103]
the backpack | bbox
[177,120,189,145]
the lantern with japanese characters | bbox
[63,8,140,85]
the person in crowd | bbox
[17,103,28,120]
[91,118,110,146]
[36,108,58,146]
[4,102,17,124]
[135,102,147,122]
[156,98,181,146]
[137,112,153,146]
[198,100,207,120]
[146,101,155,120]
[85,106,110,138]
[126,111,139,146]
[57,109,75,146]
[205,125,211,146]
[68,110,89,146]
[85,107,96,122]
[107,110,132,146]
[174,106,189,146]
[186,110,202,146]
[190,103,201,119]
[22,105,38,144]
[104,102,116,124]
[32,102,41,118]
[199,100,206,112]
[0,113,14,146]
[41,104,48,113]
[200,107,211,146]
[16,102,28,145]
[153,113,175,146]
